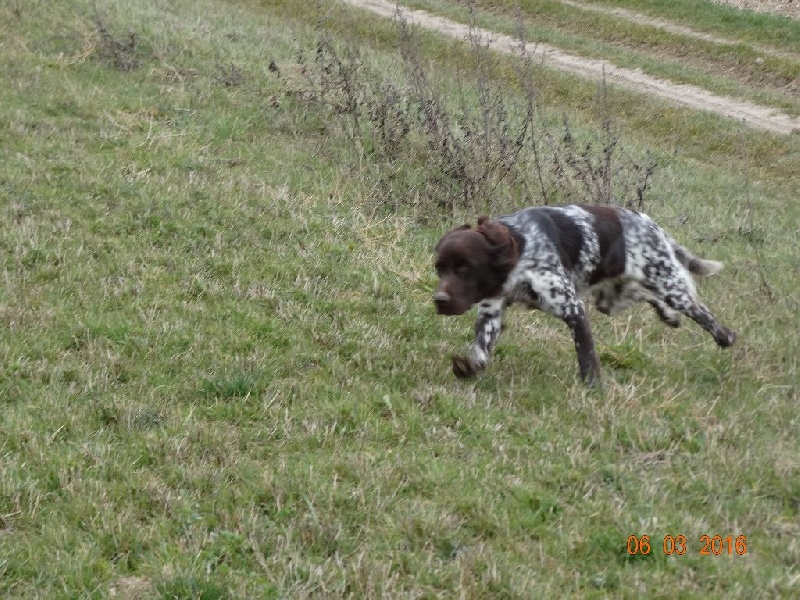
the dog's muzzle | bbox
[433,291,451,313]
[434,291,466,315]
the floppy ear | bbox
[476,217,508,247]
[435,223,472,251]
[476,217,519,274]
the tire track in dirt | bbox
[341,0,800,135]
[559,0,799,62]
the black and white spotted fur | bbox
[433,205,736,384]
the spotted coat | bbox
[434,204,736,384]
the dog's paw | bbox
[452,355,478,379]
[716,327,737,347]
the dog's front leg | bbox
[452,298,504,378]
[522,270,601,385]
[564,303,601,385]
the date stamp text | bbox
[627,535,748,556]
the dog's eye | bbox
[456,265,469,277]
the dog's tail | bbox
[670,240,723,277]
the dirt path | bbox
[340,0,800,135]
[711,0,800,20]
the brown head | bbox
[433,217,521,315]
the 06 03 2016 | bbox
[626,534,748,556]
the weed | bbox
[200,372,264,400]
[737,127,775,303]
[278,4,659,217]
[215,63,246,88]
[94,16,141,71]
[157,576,229,600]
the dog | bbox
[433,205,736,384]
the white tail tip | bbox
[695,259,724,277]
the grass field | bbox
[1,0,799,597]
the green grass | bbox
[1,0,799,597]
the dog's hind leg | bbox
[674,298,736,346]
[647,281,736,346]
[647,298,682,328]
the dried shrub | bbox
[94,16,141,71]
[215,63,246,88]
[271,5,659,218]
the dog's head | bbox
[433,217,521,315]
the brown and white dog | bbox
[433,205,736,384]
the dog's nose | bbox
[433,291,450,307]
[433,291,450,314]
